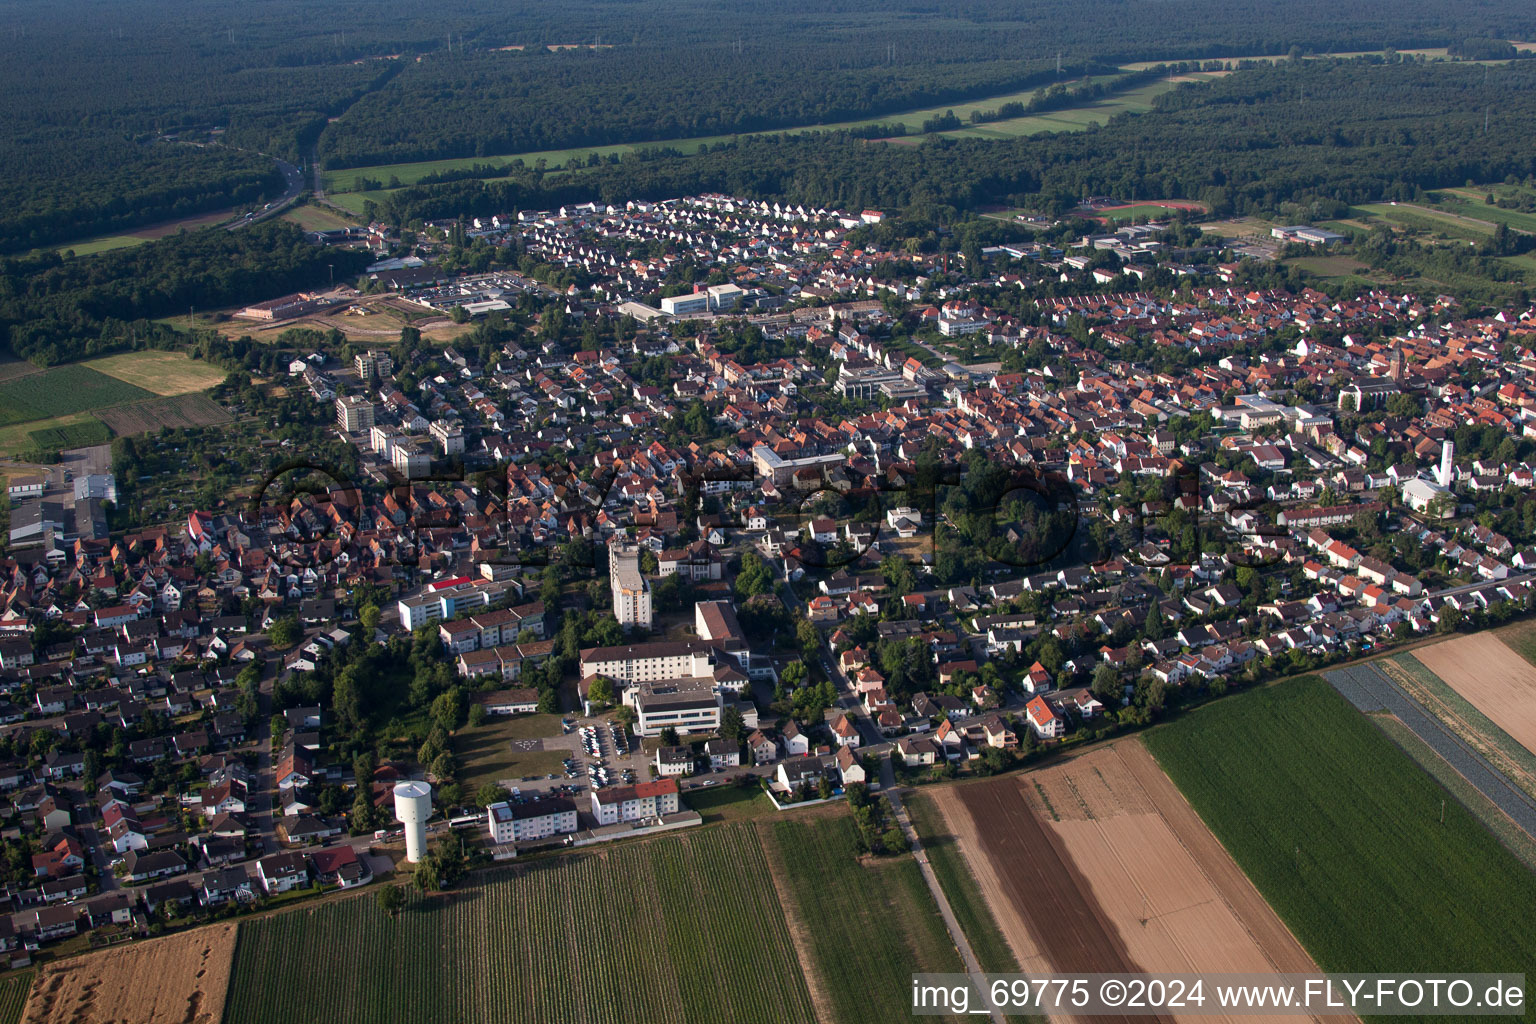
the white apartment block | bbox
[487,798,578,843]
[589,779,680,825]
[578,640,719,682]
[608,538,652,629]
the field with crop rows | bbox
[1143,675,1536,982]
[0,365,152,427]
[223,824,815,1024]
[26,420,112,452]
[903,792,1019,974]
[766,815,963,1023]
[0,972,30,1024]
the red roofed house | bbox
[1025,696,1064,740]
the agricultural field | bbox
[0,412,101,459]
[941,742,1332,1024]
[26,420,112,452]
[1497,618,1536,667]
[224,824,816,1024]
[0,366,153,428]
[761,813,963,1024]
[1413,632,1536,759]
[1288,254,1376,280]
[1143,675,1536,980]
[1352,202,1493,240]
[942,76,1222,141]
[281,203,359,232]
[96,394,233,436]
[22,924,235,1024]
[0,974,30,1024]
[42,208,240,258]
[81,350,229,396]
[902,791,1019,975]
[1369,637,1536,803]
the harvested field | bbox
[1413,631,1536,757]
[22,924,235,1024]
[97,394,232,436]
[81,351,229,396]
[949,742,1347,1024]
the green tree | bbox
[476,783,510,807]
[375,884,407,917]
[587,677,615,708]
[432,687,467,732]
[359,604,382,631]
[1091,662,1121,703]
[267,616,301,648]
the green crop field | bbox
[765,814,963,1023]
[904,791,1019,974]
[281,203,359,232]
[0,972,31,1024]
[224,824,816,1024]
[27,419,112,452]
[1143,676,1536,986]
[1353,202,1492,240]
[0,365,154,427]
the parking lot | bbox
[491,715,654,802]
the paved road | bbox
[1430,571,1536,599]
[879,755,1006,1024]
[1325,661,1536,841]
[225,156,305,231]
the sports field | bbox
[1079,201,1207,224]
[80,350,229,396]
[1143,675,1536,980]
[224,824,816,1024]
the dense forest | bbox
[365,59,1536,223]
[316,50,1097,168]
[0,222,368,365]
[0,134,281,253]
[3,0,1535,250]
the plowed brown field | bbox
[941,742,1352,1024]
[1414,631,1536,756]
[21,924,235,1024]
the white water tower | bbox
[393,781,432,863]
